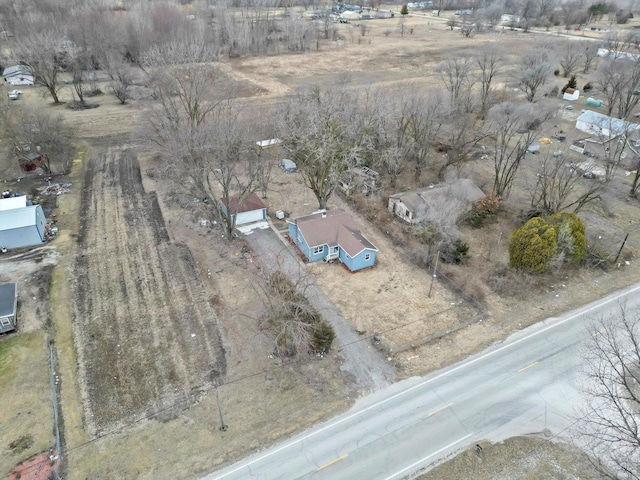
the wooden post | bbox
[614,233,629,264]
[428,251,440,298]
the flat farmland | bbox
[73,147,226,433]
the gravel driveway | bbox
[242,221,397,392]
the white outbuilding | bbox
[0,196,46,249]
[2,65,35,86]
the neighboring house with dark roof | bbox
[388,179,484,224]
[2,65,34,86]
[0,196,46,249]
[220,192,267,226]
[0,283,17,333]
[287,209,377,272]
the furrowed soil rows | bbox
[73,147,226,433]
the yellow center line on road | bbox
[316,454,348,471]
[428,403,453,417]
[518,361,539,373]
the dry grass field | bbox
[1,9,640,480]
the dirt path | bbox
[73,147,226,433]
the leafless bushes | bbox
[259,271,335,357]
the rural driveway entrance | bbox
[242,222,397,392]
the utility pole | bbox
[614,233,629,264]
[213,379,228,431]
[428,250,440,298]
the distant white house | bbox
[341,10,360,20]
[575,110,639,138]
[501,14,521,23]
[0,196,46,249]
[2,65,34,86]
[563,88,580,101]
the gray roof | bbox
[389,179,484,213]
[0,283,17,318]
[577,110,639,134]
[2,65,32,78]
[0,205,40,230]
[294,209,377,257]
[0,196,27,211]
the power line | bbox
[15,303,465,477]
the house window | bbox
[313,245,324,255]
[365,253,371,261]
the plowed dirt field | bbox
[73,147,226,433]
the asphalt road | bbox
[204,282,640,480]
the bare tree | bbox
[281,87,362,210]
[583,43,601,74]
[598,58,640,119]
[514,46,554,102]
[489,101,551,199]
[529,151,602,213]
[559,42,584,78]
[400,91,445,180]
[3,106,74,174]
[439,109,488,176]
[560,0,589,31]
[578,303,640,480]
[13,29,64,104]
[438,56,475,109]
[145,64,256,240]
[476,45,503,118]
[110,63,132,105]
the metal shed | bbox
[0,283,17,333]
[0,197,46,249]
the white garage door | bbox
[235,209,265,225]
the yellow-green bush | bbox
[509,212,587,273]
[548,211,586,264]
[509,217,557,273]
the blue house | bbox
[287,209,378,272]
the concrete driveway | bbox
[242,221,396,392]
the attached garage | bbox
[221,192,267,226]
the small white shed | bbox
[563,88,580,101]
